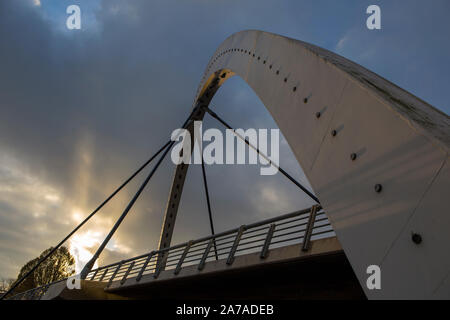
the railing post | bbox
[302,205,319,252]
[136,251,154,282]
[174,241,192,275]
[99,268,108,282]
[226,225,245,265]
[107,261,123,288]
[260,224,276,259]
[121,261,135,285]
[89,269,99,281]
[153,251,168,279]
[198,238,214,271]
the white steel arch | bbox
[159,30,450,299]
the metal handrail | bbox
[86,205,334,285]
[7,205,335,299]
[91,207,315,273]
[5,279,66,300]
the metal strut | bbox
[201,157,219,260]
[80,142,173,279]
[1,139,173,299]
[204,107,320,204]
[80,110,197,279]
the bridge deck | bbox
[39,237,364,300]
[107,237,365,300]
[9,207,344,300]
[108,236,340,291]
[86,206,334,290]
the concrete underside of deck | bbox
[109,250,365,300]
[43,237,365,300]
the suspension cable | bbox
[80,110,197,278]
[204,107,320,204]
[200,157,219,260]
[1,141,171,299]
[2,109,196,299]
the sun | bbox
[69,231,104,274]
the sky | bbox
[0,0,449,280]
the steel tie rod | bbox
[1,141,171,299]
[80,110,197,278]
[200,158,219,260]
[204,107,320,204]
[2,109,196,299]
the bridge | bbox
[3,30,449,300]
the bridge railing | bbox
[6,206,334,299]
[86,205,335,287]
[5,279,66,300]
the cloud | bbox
[335,35,348,51]
[0,0,297,278]
[1,0,449,281]
[333,1,450,113]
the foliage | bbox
[10,246,75,295]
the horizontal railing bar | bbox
[134,267,157,276]
[167,249,187,257]
[182,257,204,265]
[123,260,146,269]
[272,213,320,227]
[276,216,327,231]
[182,245,211,256]
[165,262,179,268]
[212,238,236,248]
[236,235,267,246]
[183,245,208,255]
[272,228,307,239]
[138,268,157,276]
[240,225,270,236]
[240,230,273,242]
[273,212,326,228]
[189,236,264,259]
[90,254,158,273]
[270,235,305,245]
[271,218,327,237]
[184,250,213,261]
[7,278,66,300]
[117,260,147,269]
[167,247,187,255]
[276,214,322,230]
[202,247,232,258]
[113,270,129,276]
[189,244,253,262]
[86,207,323,279]
[189,242,209,249]
[165,254,184,262]
[312,221,332,228]
[273,222,308,233]
[311,229,334,236]
[212,244,234,252]
[206,234,241,246]
[186,207,316,247]
[235,244,266,253]
[272,216,309,227]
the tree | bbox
[10,246,75,295]
[0,278,14,293]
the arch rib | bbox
[159,30,450,299]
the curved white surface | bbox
[164,30,449,299]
